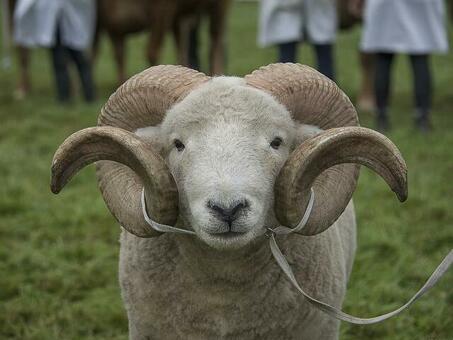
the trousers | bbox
[50,22,95,103]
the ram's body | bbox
[115,77,356,339]
[120,204,356,339]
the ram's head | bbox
[51,64,407,250]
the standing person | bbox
[258,0,337,80]
[361,0,448,132]
[14,0,96,103]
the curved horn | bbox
[50,65,209,237]
[245,63,359,128]
[275,127,408,235]
[245,63,362,234]
[51,126,178,237]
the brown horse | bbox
[95,0,231,84]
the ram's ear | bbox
[135,126,164,154]
[293,124,323,147]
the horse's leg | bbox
[208,0,231,75]
[110,34,126,85]
[357,52,376,112]
[15,46,31,99]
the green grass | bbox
[1,2,452,339]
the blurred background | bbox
[0,0,452,339]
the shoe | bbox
[415,116,432,133]
[414,109,432,133]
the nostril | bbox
[230,201,248,216]
[207,200,249,223]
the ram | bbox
[51,64,407,339]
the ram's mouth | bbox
[210,231,248,239]
[199,228,253,249]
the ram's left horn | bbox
[51,126,178,237]
[274,126,408,235]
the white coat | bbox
[361,0,449,54]
[258,0,337,47]
[13,0,96,50]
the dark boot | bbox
[415,108,432,133]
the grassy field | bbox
[0,2,452,339]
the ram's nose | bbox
[207,200,249,226]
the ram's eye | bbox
[270,137,283,149]
[174,139,185,151]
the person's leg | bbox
[51,23,71,102]
[278,41,298,63]
[410,54,432,131]
[374,52,394,131]
[66,47,95,102]
[313,43,335,80]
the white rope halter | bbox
[140,188,453,325]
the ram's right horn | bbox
[274,127,408,235]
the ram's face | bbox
[137,78,316,249]
[170,123,288,249]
